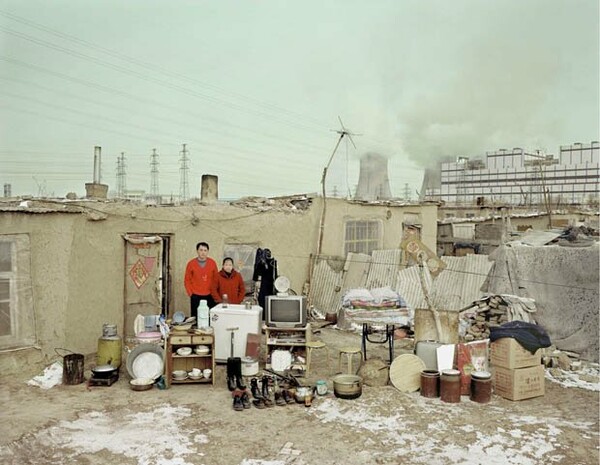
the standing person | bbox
[184,242,218,320]
[212,257,246,305]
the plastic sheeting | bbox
[485,243,599,362]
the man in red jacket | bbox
[212,257,246,305]
[184,242,218,319]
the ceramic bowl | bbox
[176,347,192,356]
[194,345,210,355]
[172,323,192,331]
[188,370,203,380]
[172,370,187,380]
[130,378,154,391]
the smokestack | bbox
[201,174,218,202]
[354,153,392,201]
[86,145,108,199]
[93,146,101,183]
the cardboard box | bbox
[490,337,541,369]
[493,365,545,401]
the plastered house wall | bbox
[0,198,436,375]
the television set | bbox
[266,295,307,328]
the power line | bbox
[0,9,331,131]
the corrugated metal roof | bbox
[342,252,371,290]
[308,257,344,315]
[308,253,372,314]
[365,249,403,289]
[430,254,492,311]
[511,230,563,246]
[309,250,494,316]
[395,264,430,309]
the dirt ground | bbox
[1,326,599,465]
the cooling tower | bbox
[354,152,392,201]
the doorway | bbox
[123,233,172,338]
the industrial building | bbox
[423,141,599,206]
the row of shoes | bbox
[232,375,295,410]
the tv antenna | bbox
[316,117,360,256]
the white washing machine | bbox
[210,304,262,362]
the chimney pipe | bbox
[201,174,219,202]
[93,146,101,183]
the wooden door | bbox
[124,234,166,339]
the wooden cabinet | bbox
[265,324,311,373]
[165,333,215,388]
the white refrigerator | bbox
[210,304,263,362]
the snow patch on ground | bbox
[31,404,205,465]
[545,365,600,392]
[26,361,63,389]
[309,396,593,464]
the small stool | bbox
[305,341,329,376]
[338,346,362,374]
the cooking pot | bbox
[92,364,118,379]
[241,357,259,377]
[294,386,315,403]
[332,374,362,399]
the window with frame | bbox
[223,243,258,296]
[344,220,382,255]
[0,234,35,350]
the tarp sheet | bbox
[485,243,599,362]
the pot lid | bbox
[93,364,117,372]
[389,354,426,393]
[126,343,164,380]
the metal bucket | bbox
[56,348,85,385]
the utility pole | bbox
[317,117,360,257]
[150,148,160,203]
[116,152,126,198]
[179,143,190,203]
[115,157,121,198]
[402,183,411,201]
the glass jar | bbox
[316,380,328,396]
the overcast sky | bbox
[0,0,598,200]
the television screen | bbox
[267,296,306,328]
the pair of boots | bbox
[226,357,246,391]
[232,388,250,411]
[250,376,272,408]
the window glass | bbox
[0,279,10,337]
[0,242,11,272]
[344,220,381,255]
[223,244,258,296]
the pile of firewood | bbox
[459,295,510,342]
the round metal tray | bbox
[126,343,164,380]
